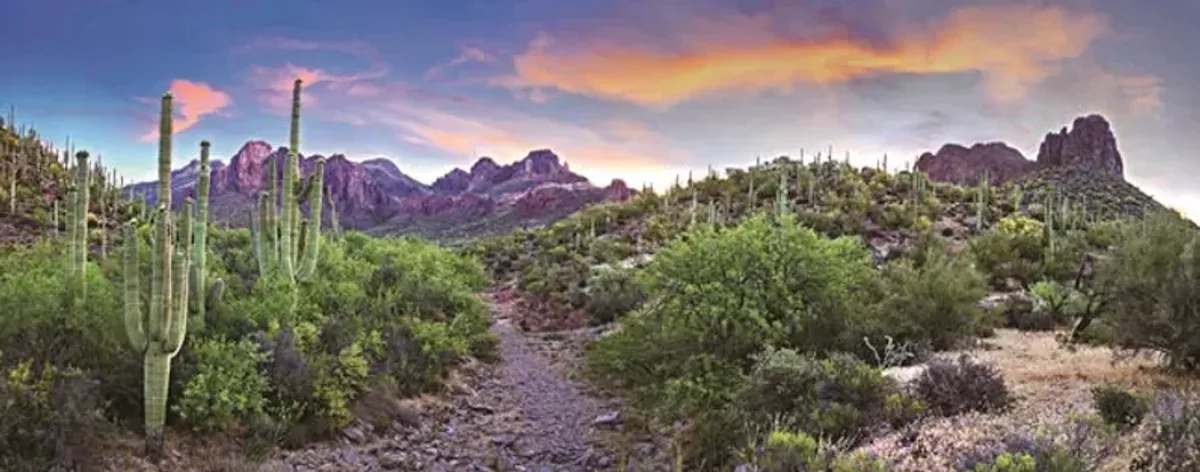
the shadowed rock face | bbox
[124,142,635,238]
[1035,115,1124,178]
[915,114,1126,185]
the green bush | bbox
[751,430,893,472]
[1091,384,1149,431]
[737,349,902,443]
[0,359,113,472]
[583,266,645,325]
[968,230,1044,289]
[585,215,887,466]
[175,337,270,433]
[871,249,988,351]
[1094,212,1200,371]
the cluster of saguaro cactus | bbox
[250,79,325,316]
[122,92,194,457]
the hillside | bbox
[4,88,1200,472]
[122,142,635,242]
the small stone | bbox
[591,410,621,427]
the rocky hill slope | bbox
[123,143,635,241]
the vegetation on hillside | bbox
[0,83,494,470]
[4,84,1200,471]
[467,154,1198,470]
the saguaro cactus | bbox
[122,91,192,457]
[191,141,222,331]
[250,79,325,317]
[69,151,90,300]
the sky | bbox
[1,0,1197,216]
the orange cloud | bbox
[139,79,232,142]
[494,4,1108,108]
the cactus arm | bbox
[193,142,210,330]
[166,248,189,355]
[252,193,270,275]
[122,221,146,352]
[266,156,278,267]
[297,158,324,280]
[149,207,171,345]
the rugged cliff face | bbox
[124,143,635,239]
[915,114,1126,184]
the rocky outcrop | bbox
[915,143,1035,185]
[124,142,635,239]
[915,114,1127,185]
[1035,115,1124,178]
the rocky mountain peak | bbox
[915,114,1127,185]
[1035,114,1123,178]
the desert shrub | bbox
[175,337,271,433]
[585,214,878,466]
[1094,212,1200,371]
[1131,390,1200,471]
[0,359,113,472]
[1029,280,1079,325]
[954,416,1118,472]
[968,230,1044,289]
[737,349,902,443]
[583,266,645,325]
[1090,384,1149,431]
[913,355,1013,417]
[999,294,1058,332]
[749,430,893,472]
[871,249,988,352]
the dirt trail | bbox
[263,297,633,471]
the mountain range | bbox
[124,143,635,241]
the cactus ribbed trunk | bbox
[71,151,90,300]
[123,92,192,460]
[192,141,212,331]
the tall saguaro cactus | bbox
[69,151,91,300]
[122,92,193,457]
[191,141,221,331]
[251,79,325,317]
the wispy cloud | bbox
[492,4,1109,109]
[138,79,232,142]
[425,46,496,79]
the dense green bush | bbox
[968,229,1043,290]
[1094,212,1200,371]
[871,249,988,351]
[583,266,645,325]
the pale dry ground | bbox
[862,329,1186,472]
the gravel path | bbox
[247,298,628,472]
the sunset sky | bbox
[1,0,1197,216]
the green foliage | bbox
[583,266,645,325]
[176,337,270,433]
[751,430,894,472]
[737,349,906,442]
[968,229,1044,290]
[971,453,1036,472]
[0,358,113,472]
[1091,383,1150,431]
[872,249,988,351]
[1094,212,1200,371]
